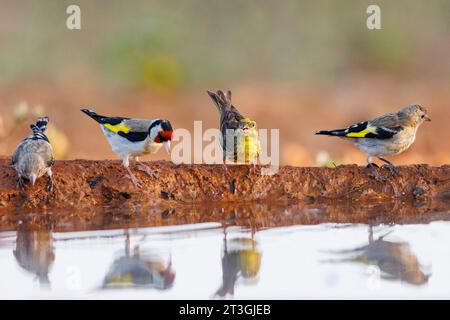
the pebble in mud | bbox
[413,187,425,197]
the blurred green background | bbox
[1,0,449,88]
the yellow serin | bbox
[236,118,260,164]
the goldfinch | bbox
[81,109,173,187]
[316,104,431,181]
[11,117,55,191]
[207,90,260,165]
[328,226,429,285]
[103,233,175,289]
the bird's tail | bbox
[81,108,112,124]
[207,90,232,116]
[35,116,49,132]
[315,129,348,137]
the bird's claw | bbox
[126,174,142,188]
[136,163,156,178]
[46,178,55,192]
[368,170,388,182]
[367,163,387,182]
[17,177,25,190]
[246,164,259,178]
[382,164,399,176]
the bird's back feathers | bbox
[81,109,128,126]
[12,117,54,181]
[81,108,158,143]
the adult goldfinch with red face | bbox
[316,104,431,181]
[81,109,173,187]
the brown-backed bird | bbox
[11,117,55,191]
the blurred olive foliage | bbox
[0,102,69,158]
[0,0,450,89]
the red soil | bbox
[0,159,449,210]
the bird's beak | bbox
[163,141,171,154]
[424,115,431,121]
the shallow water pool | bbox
[1,212,450,299]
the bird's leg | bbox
[245,162,259,179]
[123,156,141,188]
[378,157,399,176]
[223,157,236,194]
[251,161,259,176]
[366,156,387,182]
[125,166,142,188]
[366,162,379,168]
[135,158,156,178]
[46,169,55,192]
[17,176,26,190]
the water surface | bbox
[1,202,450,299]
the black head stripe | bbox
[161,121,173,132]
[148,120,163,132]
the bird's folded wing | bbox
[367,113,403,139]
[344,115,402,140]
[102,119,154,142]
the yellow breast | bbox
[236,131,260,163]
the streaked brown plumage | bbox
[207,90,260,164]
[11,117,55,191]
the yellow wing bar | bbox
[103,122,131,134]
[345,128,370,138]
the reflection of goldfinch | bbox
[207,90,260,164]
[316,104,431,181]
[328,226,429,285]
[81,109,173,187]
[11,117,55,191]
[103,234,175,290]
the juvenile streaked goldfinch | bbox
[316,104,431,181]
[11,117,55,191]
[81,109,173,187]
[207,90,261,165]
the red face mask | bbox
[154,130,173,143]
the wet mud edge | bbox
[0,159,449,210]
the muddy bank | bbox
[0,159,449,209]
[1,200,450,232]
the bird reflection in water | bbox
[13,223,55,288]
[216,227,262,297]
[103,230,175,289]
[327,225,430,285]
